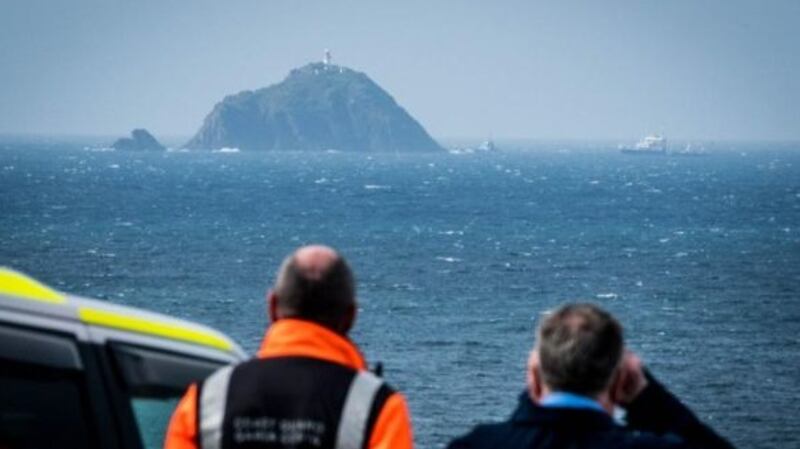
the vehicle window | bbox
[131,396,180,449]
[0,365,94,449]
[112,343,223,396]
[111,343,226,447]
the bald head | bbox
[292,245,341,280]
[271,245,356,334]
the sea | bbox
[1,139,799,448]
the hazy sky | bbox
[1,1,798,141]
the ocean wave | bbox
[596,292,619,299]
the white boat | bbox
[620,134,667,155]
[447,138,498,155]
[477,139,497,152]
[672,143,708,157]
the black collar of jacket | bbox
[511,391,616,431]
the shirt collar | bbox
[257,318,367,370]
[511,391,614,430]
[540,391,605,412]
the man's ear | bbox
[609,363,625,404]
[526,350,544,403]
[609,350,648,405]
[340,302,357,334]
[268,291,279,323]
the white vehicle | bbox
[0,268,246,448]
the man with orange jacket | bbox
[165,245,414,449]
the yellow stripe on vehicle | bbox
[0,268,66,304]
[78,307,233,351]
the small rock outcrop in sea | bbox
[185,62,443,152]
[112,129,166,151]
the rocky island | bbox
[112,129,166,151]
[185,61,443,152]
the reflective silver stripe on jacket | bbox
[336,371,384,449]
[200,364,235,449]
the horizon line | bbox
[1,132,799,146]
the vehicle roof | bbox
[0,267,247,361]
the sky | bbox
[1,0,798,141]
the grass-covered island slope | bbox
[112,129,166,151]
[184,63,443,152]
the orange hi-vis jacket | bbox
[164,319,414,449]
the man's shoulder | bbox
[447,420,690,449]
[612,430,690,449]
[446,421,517,449]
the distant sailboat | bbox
[477,138,497,152]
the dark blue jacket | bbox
[448,375,735,449]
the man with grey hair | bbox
[166,245,414,449]
[448,303,734,449]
